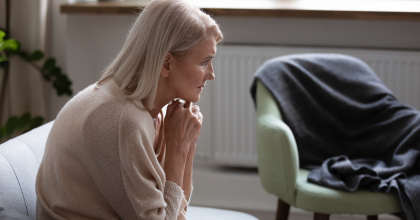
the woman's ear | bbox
[161,52,171,77]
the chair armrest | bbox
[256,81,299,205]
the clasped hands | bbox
[163,99,203,188]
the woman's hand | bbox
[183,105,202,200]
[164,100,202,155]
[163,100,203,187]
[189,104,203,144]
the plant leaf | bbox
[53,81,64,96]
[5,116,19,136]
[7,41,21,55]
[51,73,73,96]
[0,30,5,41]
[17,112,31,131]
[0,39,19,52]
[49,67,61,77]
[62,75,72,86]
[42,58,56,71]
[28,117,44,131]
[5,39,19,51]
[0,28,8,40]
[29,50,44,61]
[0,56,8,63]
[66,89,73,96]
[0,127,5,141]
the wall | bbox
[60,13,420,115]
[217,16,420,50]
[61,13,420,164]
[2,1,420,120]
[48,0,71,120]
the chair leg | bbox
[275,198,290,220]
[314,213,330,220]
[367,215,378,220]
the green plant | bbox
[0,6,73,142]
[0,30,73,97]
[0,113,44,141]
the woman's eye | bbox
[202,60,209,66]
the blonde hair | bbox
[98,0,223,109]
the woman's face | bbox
[166,36,217,103]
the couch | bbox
[0,121,257,220]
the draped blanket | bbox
[250,54,420,220]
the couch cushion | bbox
[0,122,54,219]
[0,206,32,220]
[0,140,39,219]
[0,155,27,215]
[14,129,49,163]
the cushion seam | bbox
[12,139,41,164]
[0,152,29,216]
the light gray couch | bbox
[0,121,257,220]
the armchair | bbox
[255,80,402,220]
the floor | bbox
[190,164,401,220]
[241,209,400,220]
[207,207,400,220]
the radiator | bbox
[195,45,420,167]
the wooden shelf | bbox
[61,0,420,21]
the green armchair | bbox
[255,80,402,220]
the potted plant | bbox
[0,0,73,142]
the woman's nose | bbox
[208,64,215,80]
[208,71,215,80]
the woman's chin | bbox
[181,95,200,103]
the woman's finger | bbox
[198,111,203,123]
[184,101,192,110]
[176,100,183,105]
[191,106,199,118]
[165,99,178,118]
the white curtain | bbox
[0,0,51,125]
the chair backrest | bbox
[256,81,299,205]
[0,121,53,219]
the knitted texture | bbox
[36,79,187,220]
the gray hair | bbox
[98,0,223,109]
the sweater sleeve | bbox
[119,106,184,220]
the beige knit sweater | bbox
[36,79,189,220]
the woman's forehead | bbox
[192,37,217,57]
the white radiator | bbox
[195,45,420,167]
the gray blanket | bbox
[250,54,420,220]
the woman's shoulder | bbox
[80,79,154,133]
[119,98,155,136]
[54,79,152,136]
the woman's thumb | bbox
[165,100,178,119]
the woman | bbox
[35,0,223,219]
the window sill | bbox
[61,0,420,21]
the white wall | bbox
[3,1,420,120]
[60,13,420,116]
[217,16,420,50]
[48,0,71,120]
[61,13,420,164]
